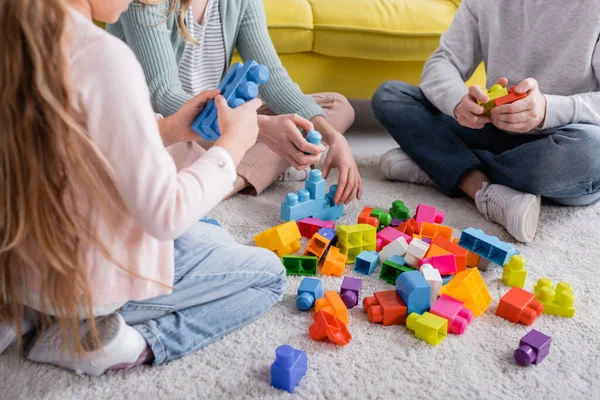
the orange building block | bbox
[494,86,527,107]
[425,244,452,259]
[321,246,347,276]
[431,236,467,272]
[420,222,453,240]
[363,290,407,326]
[398,218,419,236]
[452,238,480,268]
[358,207,378,229]
[439,268,492,316]
[315,291,348,325]
[496,287,543,325]
[303,233,330,261]
[308,310,352,346]
[254,221,301,257]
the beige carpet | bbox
[1,156,599,399]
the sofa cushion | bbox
[263,0,314,54]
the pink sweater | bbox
[24,10,237,315]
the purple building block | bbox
[514,329,552,366]
[340,277,362,309]
[390,219,403,227]
[271,345,307,393]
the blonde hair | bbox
[139,0,195,43]
[0,0,123,354]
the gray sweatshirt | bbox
[421,0,600,130]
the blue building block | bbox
[317,227,337,256]
[271,345,307,393]
[354,250,380,275]
[200,217,221,227]
[191,60,269,140]
[442,274,454,285]
[458,227,519,266]
[396,270,431,315]
[281,170,344,221]
[304,130,322,155]
[297,277,323,311]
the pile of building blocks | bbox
[192,60,269,140]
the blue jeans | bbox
[119,222,287,365]
[372,81,600,203]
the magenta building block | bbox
[419,254,457,275]
[514,329,552,366]
[414,204,445,229]
[430,294,473,334]
[377,226,411,249]
[340,277,363,309]
[376,237,384,252]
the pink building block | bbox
[377,226,411,252]
[419,254,457,275]
[414,204,445,229]
[430,294,473,335]
[297,218,334,239]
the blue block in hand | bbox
[191,60,269,140]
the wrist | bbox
[311,115,340,144]
[158,116,176,147]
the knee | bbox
[371,81,423,125]
[554,125,600,175]
[319,92,355,133]
[253,248,287,296]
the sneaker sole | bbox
[511,194,541,243]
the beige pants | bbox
[236,92,356,194]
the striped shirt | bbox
[178,0,226,95]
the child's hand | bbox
[214,95,262,166]
[454,85,492,129]
[491,78,547,133]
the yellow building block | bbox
[534,278,575,318]
[502,255,527,288]
[315,291,348,325]
[336,224,376,264]
[406,312,448,346]
[477,84,509,113]
[254,221,301,257]
[439,268,492,316]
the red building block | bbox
[297,218,334,239]
[308,310,352,346]
[363,290,407,326]
[431,236,467,272]
[398,218,419,237]
[494,86,527,107]
[358,207,378,229]
[496,287,544,326]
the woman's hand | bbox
[256,114,326,170]
[322,132,362,205]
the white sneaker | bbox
[475,182,541,243]
[379,148,435,186]
[277,166,311,182]
[0,309,38,355]
[27,313,146,376]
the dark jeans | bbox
[371,81,600,204]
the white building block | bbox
[404,238,430,267]
[420,264,442,304]
[378,237,409,263]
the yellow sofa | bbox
[257,0,484,99]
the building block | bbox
[254,221,301,257]
[414,204,445,229]
[192,60,269,140]
[281,170,344,222]
[398,218,419,236]
[514,329,552,366]
[303,233,330,261]
[430,294,473,335]
[340,277,362,309]
[389,200,410,220]
[477,83,509,113]
[390,219,402,227]
[282,256,317,276]
[321,246,347,276]
[404,238,430,267]
[358,207,378,228]
[271,344,307,393]
[377,226,410,251]
[494,86,527,107]
[375,237,384,253]
[303,130,322,155]
[200,216,221,226]
[418,254,457,275]
[439,268,491,316]
[476,257,494,271]
[354,250,380,276]
[363,290,407,326]
[406,312,447,346]
[370,208,392,230]
[442,275,454,285]
[336,224,377,264]
[458,228,519,266]
[308,310,351,346]
[424,244,452,259]
[297,218,334,239]
[420,264,442,305]
[502,255,527,288]
[317,227,337,253]
[396,270,431,315]
[314,291,348,325]
[534,278,575,318]
[378,237,409,263]
[433,236,468,272]
[419,222,452,240]
[296,277,323,311]
[452,238,479,268]
[380,255,414,284]
[496,287,543,326]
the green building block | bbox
[380,256,415,284]
[534,278,575,318]
[406,312,448,346]
[390,200,410,220]
[502,255,527,288]
[370,208,392,231]
[282,256,318,276]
